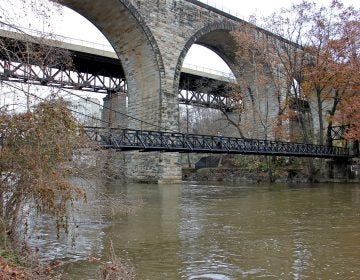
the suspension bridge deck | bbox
[86,127,352,159]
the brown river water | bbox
[29,181,360,279]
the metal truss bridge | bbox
[85,127,352,159]
[0,28,236,111]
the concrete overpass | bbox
[0,28,237,111]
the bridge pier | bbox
[125,152,181,184]
[124,78,182,184]
[102,92,128,128]
[101,91,182,184]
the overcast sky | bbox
[199,0,359,18]
[45,0,359,40]
[3,0,360,72]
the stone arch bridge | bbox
[2,0,323,184]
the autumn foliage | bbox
[0,99,87,241]
[229,0,359,145]
[339,93,360,140]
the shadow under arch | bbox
[175,21,240,92]
[59,0,165,128]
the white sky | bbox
[3,0,360,72]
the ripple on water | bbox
[189,273,232,280]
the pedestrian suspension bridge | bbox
[85,127,352,159]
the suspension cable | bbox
[2,81,182,132]
[57,87,181,133]
[1,81,113,126]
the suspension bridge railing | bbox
[84,127,352,159]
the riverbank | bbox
[182,167,360,184]
[0,247,61,280]
[182,155,360,184]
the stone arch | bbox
[174,21,239,91]
[176,20,280,139]
[59,0,165,128]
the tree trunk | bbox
[326,90,340,146]
[221,111,245,138]
[316,91,324,145]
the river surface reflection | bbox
[38,182,360,279]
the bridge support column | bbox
[101,92,182,184]
[102,92,128,128]
[98,92,127,180]
[124,84,182,184]
[125,152,181,184]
